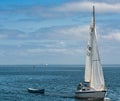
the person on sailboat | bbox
[77,83,82,90]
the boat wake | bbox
[104,97,112,101]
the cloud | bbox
[32,25,89,40]
[101,32,120,41]
[0,1,120,19]
[0,29,28,39]
[0,5,58,18]
[56,25,89,39]
[26,48,84,56]
[0,38,86,59]
[52,1,120,13]
[23,39,86,56]
[0,25,89,41]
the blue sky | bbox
[0,0,120,65]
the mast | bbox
[93,6,95,28]
[89,5,95,82]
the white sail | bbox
[90,27,105,91]
[84,25,92,82]
[89,6,105,91]
[85,6,96,83]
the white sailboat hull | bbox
[75,90,106,98]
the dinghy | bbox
[28,88,45,94]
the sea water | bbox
[0,65,119,101]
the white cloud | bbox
[56,25,89,40]
[0,29,27,39]
[1,1,120,19]
[52,1,120,13]
[27,48,84,55]
[101,32,120,41]
[32,25,89,40]
[52,2,92,12]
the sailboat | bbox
[75,6,106,99]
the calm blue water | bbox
[0,65,120,101]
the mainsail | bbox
[85,6,105,91]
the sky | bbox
[0,0,120,65]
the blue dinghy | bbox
[28,88,45,94]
